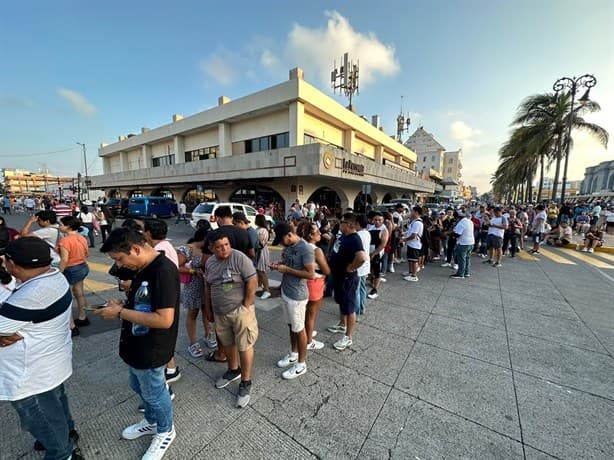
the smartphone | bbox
[84,302,108,311]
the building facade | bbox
[2,169,73,196]
[581,160,614,194]
[93,68,437,212]
[405,127,446,177]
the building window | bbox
[423,156,427,162]
[447,167,452,173]
[449,158,454,164]
[304,134,316,144]
[184,146,219,162]
[152,154,175,167]
[245,132,289,153]
[432,155,435,161]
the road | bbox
[1,211,613,459]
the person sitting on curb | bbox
[581,225,603,253]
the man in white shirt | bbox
[19,210,62,266]
[530,204,547,254]
[450,211,475,279]
[174,201,189,225]
[402,206,424,282]
[485,207,508,267]
[0,237,82,459]
[24,197,36,215]
[355,215,371,318]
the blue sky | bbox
[1,0,612,194]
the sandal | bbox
[188,342,204,358]
[205,351,228,363]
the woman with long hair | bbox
[255,214,271,300]
[296,220,330,351]
[97,204,115,243]
[58,215,90,336]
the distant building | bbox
[581,160,614,194]
[443,149,463,183]
[2,168,73,196]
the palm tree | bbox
[511,92,608,202]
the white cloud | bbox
[57,88,96,116]
[450,120,482,150]
[200,49,241,86]
[199,11,400,89]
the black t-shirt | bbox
[329,232,363,281]
[119,253,180,369]
[204,225,251,256]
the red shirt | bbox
[470,216,481,231]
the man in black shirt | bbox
[97,228,180,460]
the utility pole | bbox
[76,142,89,200]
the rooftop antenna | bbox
[396,95,411,142]
[331,52,359,111]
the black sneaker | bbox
[237,380,252,408]
[449,274,465,279]
[215,368,242,389]
[74,317,90,327]
[71,448,85,460]
[165,367,181,383]
[34,429,79,451]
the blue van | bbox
[128,197,177,218]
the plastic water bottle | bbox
[132,281,151,336]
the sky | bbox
[1,0,613,195]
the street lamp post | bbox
[76,142,89,200]
[551,74,597,203]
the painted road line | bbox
[84,278,117,293]
[537,248,576,265]
[517,251,538,261]
[560,249,613,269]
[89,261,113,274]
[592,251,614,264]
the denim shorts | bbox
[63,263,89,285]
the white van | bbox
[190,202,274,229]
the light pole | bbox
[551,74,597,203]
[76,142,89,200]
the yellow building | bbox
[94,68,439,212]
[2,169,73,196]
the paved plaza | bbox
[1,215,613,460]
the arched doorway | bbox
[308,187,342,216]
[107,189,121,199]
[382,193,393,203]
[229,185,285,219]
[151,188,174,199]
[129,189,143,198]
[183,186,218,212]
[353,192,373,214]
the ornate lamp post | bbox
[551,74,597,203]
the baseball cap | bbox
[272,222,293,246]
[4,237,52,268]
[232,211,250,224]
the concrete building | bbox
[405,127,445,178]
[93,68,437,212]
[2,168,73,196]
[581,160,614,194]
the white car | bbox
[190,202,274,229]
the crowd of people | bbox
[0,196,612,460]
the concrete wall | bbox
[303,112,344,147]
[183,129,218,151]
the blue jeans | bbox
[356,275,367,315]
[11,383,74,460]
[129,366,173,433]
[381,252,389,274]
[454,244,473,276]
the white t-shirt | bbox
[488,216,507,238]
[406,219,424,250]
[24,198,35,209]
[155,240,179,267]
[0,269,72,401]
[453,217,475,246]
[533,211,547,233]
[78,212,94,224]
[179,203,187,214]
[33,226,62,265]
[356,229,371,277]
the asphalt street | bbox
[1,212,613,459]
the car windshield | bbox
[194,203,215,214]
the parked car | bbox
[104,198,129,217]
[190,202,274,229]
[128,196,177,218]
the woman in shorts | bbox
[297,220,330,351]
[58,215,90,336]
[177,227,208,357]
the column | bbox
[288,101,304,147]
[119,151,128,171]
[374,145,383,164]
[141,145,152,169]
[343,129,355,155]
[174,135,185,164]
[218,122,232,157]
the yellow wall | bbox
[353,136,375,159]
[231,110,288,142]
[303,112,344,148]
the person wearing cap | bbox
[271,222,315,378]
[450,210,475,279]
[0,237,83,460]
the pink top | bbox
[154,240,178,267]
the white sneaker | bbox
[312,330,318,338]
[582,248,588,252]
[142,427,176,460]
[379,276,387,283]
[367,291,379,300]
[282,363,307,380]
[452,264,459,270]
[389,265,395,273]
[277,353,298,368]
[333,335,353,351]
[205,331,217,349]
[122,419,157,440]
[588,248,594,253]
[260,291,271,300]
[440,262,450,267]
[307,339,325,351]
[403,275,419,282]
